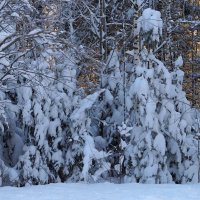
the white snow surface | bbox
[0,183,200,200]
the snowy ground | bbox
[0,183,200,200]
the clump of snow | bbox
[82,134,110,182]
[71,89,105,122]
[28,29,42,35]
[175,56,183,67]
[153,134,166,156]
[118,123,132,137]
[129,76,149,103]
[138,8,163,42]
[145,98,156,129]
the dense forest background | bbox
[0,0,199,186]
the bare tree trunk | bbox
[133,2,140,66]
[100,0,107,63]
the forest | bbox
[0,0,200,186]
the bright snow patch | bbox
[0,183,200,200]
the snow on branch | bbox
[138,8,163,42]
[71,89,105,122]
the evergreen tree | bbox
[101,50,125,180]
[68,89,110,182]
[123,8,197,183]
[15,46,78,185]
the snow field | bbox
[0,183,200,200]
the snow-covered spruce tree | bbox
[85,1,145,182]
[123,8,197,183]
[99,50,125,180]
[171,57,199,183]
[15,44,78,185]
[87,49,133,182]
[68,90,110,182]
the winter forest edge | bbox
[0,0,200,186]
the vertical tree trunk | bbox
[100,0,107,63]
[133,2,140,66]
[166,0,174,69]
[99,0,107,136]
